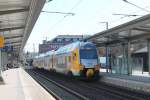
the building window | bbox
[65,38,70,42]
[57,38,62,42]
[73,38,77,42]
[79,38,82,40]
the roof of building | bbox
[134,47,147,53]
[86,14,150,46]
[56,35,90,38]
[44,35,90,44]
[0,0,45,53]
[55,41,96,55]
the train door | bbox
[45,56,49,70]
[50,55,54,70]
[72,48,80,74]
[67,53,72,70]
[53,55,56,70]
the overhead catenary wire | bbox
[46,0,53,3]
[48,0,83,35]
[112,13,143,17]
[42,11,75,16]
[86,1,150,33]
[122,0,150,13]
[110,5,150,24]
[46,0,150,36]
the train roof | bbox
[45,50,54,56]
[55,41,95,55]
[34,41,96,57]
[35,53,46,58]
[55,41,80,55]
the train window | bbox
[61,56,63,64]
[50,58,53,63]
[58,56,61,64]
[62,56,64,64]
[57,38,62,42]
[56,57,59,64]
[63,56,65,64]
[65,38,70,42]
[73,38,77,41]
[58,55,63,64]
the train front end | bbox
[79,42,100,79]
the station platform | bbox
[100,72,150,93]
[0,68,55,100]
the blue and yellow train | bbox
[33,41,100,79]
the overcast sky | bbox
[24,0,150,52]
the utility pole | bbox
[99,22,108,30]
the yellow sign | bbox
[0,35,4,48]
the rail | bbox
[28,70,89,100]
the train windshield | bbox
[80,49,98,59]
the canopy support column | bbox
[147,38,150,75]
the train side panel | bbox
[33,41,100,79]
[54,53,68,74]
[44,56,49,70]
[53,48,81,76]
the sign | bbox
[98,48,106,56]
[0,35,4,48]
[1,46,13,52]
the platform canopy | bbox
[0,0,45,53]
[87,14,150,46]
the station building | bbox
[39,35,89,53]
[86,14,150,76]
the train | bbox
[33,41,100,79]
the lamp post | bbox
[99,22,108,30]
[99,22,110,73]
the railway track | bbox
[75,81,149,100]
[26,69,150,100]
[27,69,89,100]
[92,82,150,100]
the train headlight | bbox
[86,69,94,77]
[94,65,100,70]
[80,64,84,70]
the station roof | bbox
[0,0,45,52]
[87,14,150,47]
[134,47,147,53]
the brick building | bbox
[39,35,89,53]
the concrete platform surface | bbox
[100,72,150,83]
[0,68,55,100]
[100,72,150,93]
